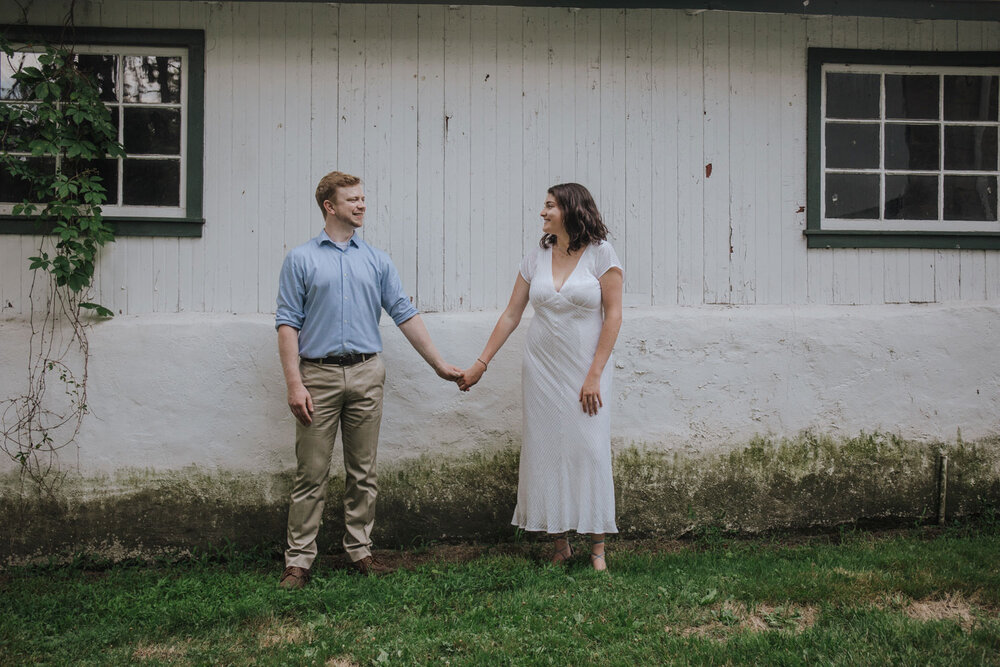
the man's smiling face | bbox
[326,184,366,229]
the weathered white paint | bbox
[1,305,996,476]
[2,2,998,318]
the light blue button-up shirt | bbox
[275,230,419,359]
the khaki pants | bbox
[285,354,386,568]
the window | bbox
[0,26,204,237]
[807,49,1000,249]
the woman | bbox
[458,183,623,571]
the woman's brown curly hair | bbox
[539,183,609,253]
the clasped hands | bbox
[432,359,485,391]
[455,361,486,392]
[433,359,484,392]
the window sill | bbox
[0,215,204,238]
[804,229,1000,249]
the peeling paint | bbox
[2,432,997,566]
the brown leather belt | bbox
[302,352,376,366]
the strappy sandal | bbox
[551,534,574,565]
[589,538,607,572]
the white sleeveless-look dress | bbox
[512,240,622,535]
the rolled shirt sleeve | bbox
[275,251,306,330]
[380,256,419,326]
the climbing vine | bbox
[0,31,124,493]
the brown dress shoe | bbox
[278,565,311,590]
[349,555,394,577]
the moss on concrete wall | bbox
[615,432,998,536]
[2,433,997,566]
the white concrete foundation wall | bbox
[1,304,997,476]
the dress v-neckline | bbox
[550,244,589,293]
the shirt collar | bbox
[314,229,361,249]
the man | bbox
[275,171,461,588]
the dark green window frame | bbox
[0,25,204,238]
[806,48,1000,250]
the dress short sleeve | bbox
[519,247,541,283]
[593,240,623,279]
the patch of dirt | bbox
[672,601,819,642]
[316,540,568,573]
[316,543,494,573]
[317,538,694,573]
[904,593,978,631]
[132,639,194,662]
[325,658,360,667]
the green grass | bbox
[2,526,999,666]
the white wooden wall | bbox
[2,2,999,316]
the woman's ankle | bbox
[589,534,607,571]
[551,534,573,563]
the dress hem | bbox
[511,520,619,535]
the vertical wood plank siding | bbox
[1,2,997,315]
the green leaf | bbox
[80,302,114,318]
[28,139,50,154]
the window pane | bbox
[73,54,118,102]
[826,73,880,119]
[1,52,42,100]
[123,108,181,155]
[123,159,180,206]
[944,126,999,171]
[885,175,938,220]
[0,156,55,202]
[885,124,939,171]
[944,75,999,122]
[885,74,938,120]
[826,122,880,169]
[110,108,121,142]
[122,56,181,104]
[944,175,997,221]
[825,173,879,219]
[65,158,120,205]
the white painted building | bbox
[1,0,999,480]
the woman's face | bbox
[540,194,565,237]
